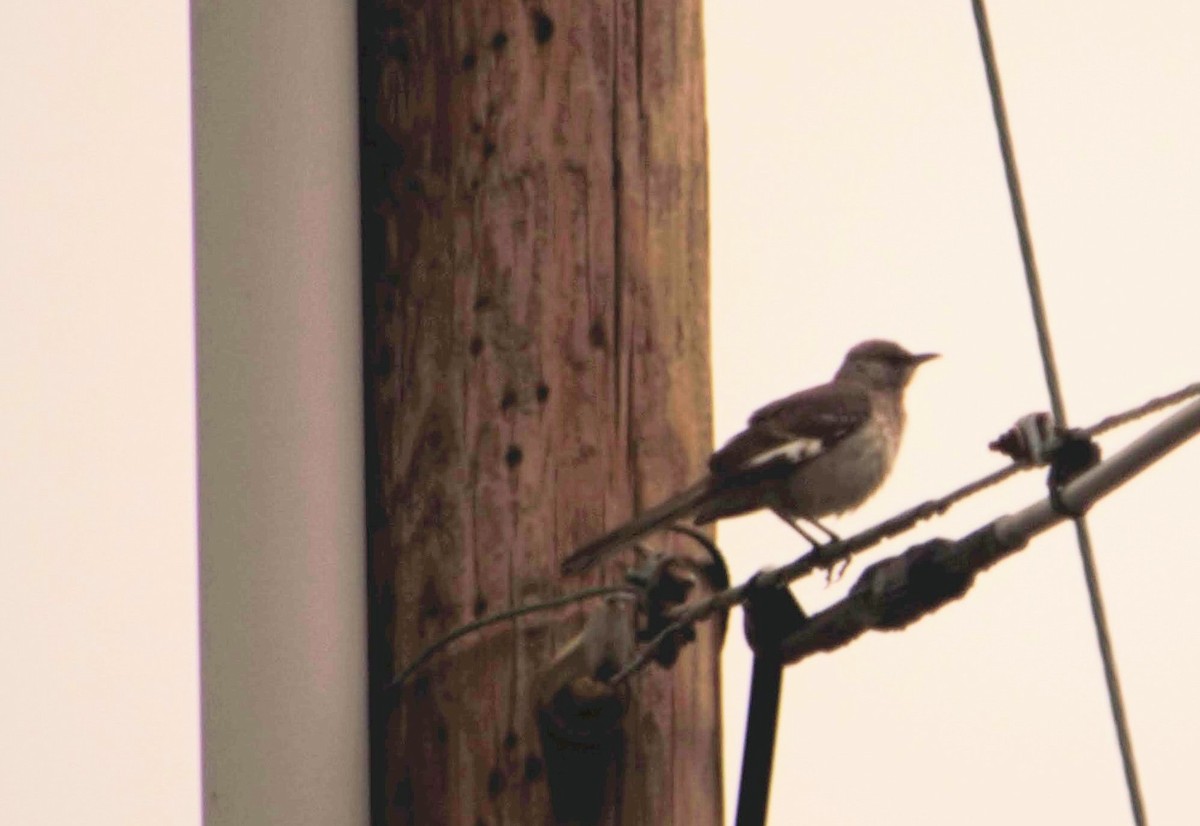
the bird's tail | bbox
[560,479,712,575]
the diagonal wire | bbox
[609,386,1200,688]
[970,2,1146,823]
[388,584,640,692]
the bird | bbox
[560,339,938,574]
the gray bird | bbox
[560,340,938,574]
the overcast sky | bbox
[1,3,198,824]
[707,2,1200,823]
[3,2,1198,825]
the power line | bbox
[969,2,1147,823]
[389,584,640,691]
[610,391,1200,686]
[607,383,1198,685]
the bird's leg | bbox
[796,516,852,581]
[805,517,840,543]
[769,506,821,547]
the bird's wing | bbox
[708,382,873,476]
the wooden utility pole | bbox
[359,2,717,823]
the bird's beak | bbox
[908,352,939,365]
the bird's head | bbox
[835,339,939,391]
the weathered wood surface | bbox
[361,1,717,823]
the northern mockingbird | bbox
[561,339,937,574]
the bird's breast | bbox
[781,413,901,518]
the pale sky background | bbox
[706,2,1200,824]
[2,2,1198,825]
[0,3,199,825]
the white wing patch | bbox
[746,436,824,468]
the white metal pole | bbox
[192,2,368,823]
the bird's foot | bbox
[823,556,852,585]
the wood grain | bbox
[360,1,718,822]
